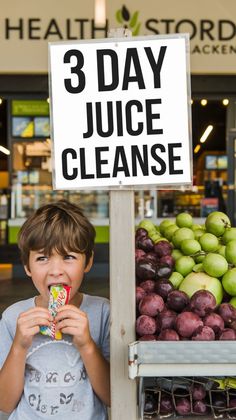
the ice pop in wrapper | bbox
[40,284,71,340]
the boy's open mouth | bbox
[47,283,68,291]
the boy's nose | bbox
[48,259,64,277]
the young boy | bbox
[0,200,110,419]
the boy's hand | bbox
[14,307,53,350]
[55,305,92,350]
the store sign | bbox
[201,198,219,217]
[1,0,236,73]
[108,0,236,74]
[49,35,192,189]
[12,100,49,116]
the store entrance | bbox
[0,98,8,245]
[227,129,236,225]
[0,92,236,252]
[192,98,228,218]
[157,97,231,221]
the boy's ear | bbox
[84,252,94,273]
[24,265,32,277]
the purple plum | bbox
[136,236,154,252]
[139,280,156,294]
[160,393,174,414]
[190,290,216,317]
[135,248,146,262]
[218,303,236,326]
[193,400,208,415]
[219,328,236,340]
[175,397,191,415]
[136,286,146,304]
[136,315,156,336]
[158,329,180,341]
[139,294,165,317]
[158,308,177,330]
[191,383,206,401]
[167,290,190,312]
[175,311,203,338]
[154,240,172,257]
[155,280,174,300]
[139,334,157,341]
[203,313,225,335]
[192,325,215,341]
[136,259,156,280]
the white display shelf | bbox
[129,341,236,379]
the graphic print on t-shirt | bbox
[24,340,91,416]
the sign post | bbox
[49,32,192,419]
[108,28,137,420]
[109,188,137,419]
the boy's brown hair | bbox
[18,200,96,269]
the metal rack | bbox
[128,341,236,379]
[138,376,236,420]
[128,341,236,419]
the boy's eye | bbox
[64,254,76,260]
[36,256,48,262]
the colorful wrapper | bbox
[40,284,71,340]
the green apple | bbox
[159,219,174,236]
[217,245,226,257]
[193,263,204,272]
[199,233,219,252]
[191,224,204,232]
[175,256,195,276]
[149,233,161,243]
[225,240,236,265]
[194,229,205,241]
[138,219,156,233]
[230,297,236,308]
[154,237,169,243]
[172,228,194,248]
[222,228,236,244]
[205,211,231,237]
[169,271,184,288]
[179,272,223,304]
[222,268,236,296]
[176,212,193,228]
[164,224,179,241]
[202,253,228,278]
[171,249,183,261]
[194,254,206,263]
[148,228,158,237]
[180,239,201,256]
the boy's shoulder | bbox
[2,297,35,323]
[80,293,110,318]
[82,294,110,314]
[83,294,109,306]
[84,294,109,304]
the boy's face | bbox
[24,249,93,307]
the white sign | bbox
[49,34,192,189]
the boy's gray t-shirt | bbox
[0,294,110,420]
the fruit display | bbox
[142,376,236,419]
[135,211,236,341]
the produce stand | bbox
[137,376,236,420]
[128,341,236,419]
